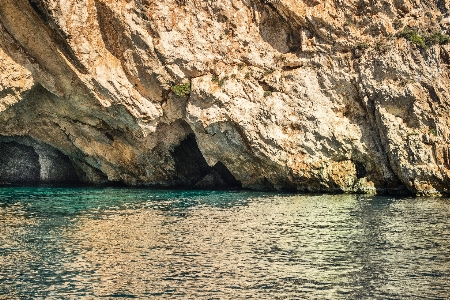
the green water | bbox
[0,188,449,299]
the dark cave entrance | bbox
[0,142,40,184]
[0,138,80,186]
[171,134,242,189]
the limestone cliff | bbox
[1,0,450,194]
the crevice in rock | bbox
[421,82,441,103]
[27,0,88,74]
[254,1,301,54]
[70,158,109,185]
[94,0,133,59]
[258,80,275,92]
[0,136,80,186]
[282,65,302,71]
[171,134,241,189]
[440,47,450,65]
[172,134,211,186]
[350,72,407,193]
[436,0,448,15]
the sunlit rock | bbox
[1,0,449,194]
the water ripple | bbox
[0,189,449,299]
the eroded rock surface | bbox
[1,0,450,194]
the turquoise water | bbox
[0,188,449,299]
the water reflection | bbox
[0,189,449,299]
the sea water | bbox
[0,187,449,299]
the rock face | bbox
[1,0,450,194]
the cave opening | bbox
[0,137,80,186]
[0,141,40,185]
[355,161,367,179]
[171,134,242,189]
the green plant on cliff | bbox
[356,42,370,50]
[410,34,427,49]
[211,74,219,83]
[264,91,272,97]
[219,76,229,87]
[397,26,450,49]
[430,127,437,136]
[212,74,228,87]
[425,31,450,46]
[396,27,427,49]
[171,82,191,97]
[263,68,275,76]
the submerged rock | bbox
[0,0,450,194]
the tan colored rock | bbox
[0,0,450,194]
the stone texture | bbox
[0,141,40,184]
[0,136,79,184]
[0,0,450,194]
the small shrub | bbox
[218,76,229,87]
[400,77,415,86]
[430,128,437,136]
[171,82,191,97]
[396,27,427,49]
[343,15,353,27]
[264,91,272,97]
[244,72,252,79]
[425,32,450,46]
[410,34,427,49]
[274,55,286,64]
[406,131,419,137]
[356,42,369,50]
[212,74,228,87]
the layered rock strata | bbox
[1,0,450,194]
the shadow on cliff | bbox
[252,0,302,54]
[94,0,164,101]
